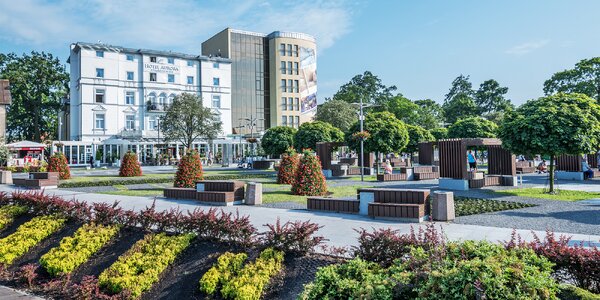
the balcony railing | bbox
[118,128,143,138]
[146,102,169,112]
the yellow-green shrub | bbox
[40,223,120,277]
[221,248,284,300]
[199,252,248,294]
[0,215,66,265]
[98,233,194,298]
[0,205,28,230]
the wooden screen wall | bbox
[315,143,332,170]
[418,142,434,165]
[487,145,516,176]
[556,154,583,172]
[438,139,467,179]
[587,153,598,168]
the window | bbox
[212,95,221,108]
[294,80,299,93]
[167,57,174,64]
[148,116,157,130]
[187,76,193,84]
[295,116,300,127]
[287,44,292,56]
[96,50,104,58]
[126,54,134,61]
[280,61,286,74]
[282,97,287,111]
[281,79,286,92]
[288,62,293,75]
[168,74,175,83]
[289,116,294,127]
[168,94,175,105]
[127,71,134,81]
[150,73,157,82]
[158,93,166,105]
[125,91,135,105]
[288,80,293,93]
[294,62,299,75]
[95,114,105,129]
[295,98,300,111]
[213,77,220,86]
[294,45,299,57]
[281,116,287,126]
[96,68,104,78]
[125,115,135,130]
[187,60,194,67]
[213,62,219,68]
[280,43,286,56]
[95,89,105,103]
[148,93,156,104]
[150,56,157,62]
[288,97,293,110]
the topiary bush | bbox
[277,147,299,185]
[174,151,203,188]
[47,152,71,180]
[291,150,327,196]
[119,152,142,177]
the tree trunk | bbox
[549,154,555,193]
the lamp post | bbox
[352,99,378,182]
[240,115,264,156]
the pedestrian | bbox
[468,150,477,172]
[89,155,94,169]
[582,157,594,180]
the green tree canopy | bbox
[543,57,600,102]
[430,127,448,140]
[404,124,434,154]
[294,121,344,151]
[442,94,479,124]
[261,126,297,157]
[314,98,357,132]
[498,93,600,192]
[161,93,222,149]
[447,116,498,138]
[346,111,409,157]
[332,71,397,107]
[444,74,474,102]
[414,99,445,129]
[0,52,68,142]
[385,95,420,125]
[475,79,513,117]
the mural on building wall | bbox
[299,47,317,114]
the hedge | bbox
[199,252,248,295]
[221,248,284,300]
[40,223,120,277]
[58,173,275,188]
[0,215,66,265]
[0,205,28,231]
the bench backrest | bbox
[196,180,245,192]
[359,188,430,205]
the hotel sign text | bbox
[143,63,180,74]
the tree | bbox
[294,121,344,151]
[498,93,600,192]
[447,117,498,138]
[174,151,203,188]
[47,152,70,180]
[333,71,397,107]
[430,127,448,140]
[161,93,222,149]
[119,152,142,177]
[543,57,600,102]
[444,74,474,102]
[277,148,299,185]
[386,95,420,125]
[475,79,513,118]
[442,94,478,124]
[261,126,297,157]
[346,112,409,173]
[291,150,327,196]
[0,52,68,142]
[314,98,357,132]
[405,125,434,154]
[414,99,445,129]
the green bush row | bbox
[58,173,274,188]
[199,252,248,295]
[98,232,194,298]
[559,284,600,300]
[0,205,28,230]
[40,223,120,277]
[0,215,66,265]
[454,197,535,216]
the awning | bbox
[6,140,47,151]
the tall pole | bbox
[360,96,364,182]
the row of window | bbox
[281,115,300,128]
[280,79,299,93]
[94,68,219,86]
[280,61,299,75]
[95,50,220,68]
[279,44,299,57]
[281,97,300,111]
[94,90,222,108]
[94,113,143,130]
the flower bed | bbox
[454,196,535,216]
[40,223,120,277]
[98,233,194,298]
[0,215,66,265]
[199,252,248,295]
[0,205,28,230]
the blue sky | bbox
[0,0,599,105]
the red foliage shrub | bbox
[504,230,600,293]
[174,151,203,188]
[277,148,299,185]
[19,264,38,288]
[118,152,142,177]
[47,152,71,180]
[184,208,257,246]
[291,150,327,196]
[262,218,324,254]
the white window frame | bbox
[213,77,220,86]
[126,71,134,81]
[126,54,134,61]
[168,74,175,83]
[148,116,157,130]
[167,57,175,64]
[125,115,135,130]
[96,68,104,78]
[212,95,221,108]
[187,60,194,67]
[94,113,105,129]
[96,50,104,58]
[95,89,105,103]
[187,76,194,85]
[125,91,135,105]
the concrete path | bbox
[0,286,42,300]
[1,185,598,249]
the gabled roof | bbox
[6,140,46,149]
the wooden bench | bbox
[252,160,276,170]
[331,163,349,177]
[516,161,536,173]
[368,203,424,220]
[197,180,246,200]
[469,179,485,188]
[376,173,407,182]
[164,188,197,199]
[359,188,430,222]
[307,197,359,213]
[196,191,235,203]
[13,172,59,189]
[339,157,357,166]
[413,172,439,180]
[484,175,502,186]
[347,167,372,175]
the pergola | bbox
[315,142,375,177]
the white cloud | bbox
[0,0,353,53]
[505,39,550,56]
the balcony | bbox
[118,128,143,139]
[146,102,169,112]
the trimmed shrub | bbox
[559,284,600,300]
[0,205,28,230]
[262,218,324,254]
[40,223,120,277]
[221,248,284,300]
[291,150,327,196]
[99,233,194,298]
[199,252,248,294]
[0,215,66,265]
[47,152,71,180]
[118,152,142,177]
[277,147,299,185]
[174,151,204,188]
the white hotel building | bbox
[57,42,239,166]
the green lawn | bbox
[496,188,600,201]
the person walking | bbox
[467,150,477,172]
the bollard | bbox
[432,191,455,221]
[245,182,262,205]
[0,171,12,184]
